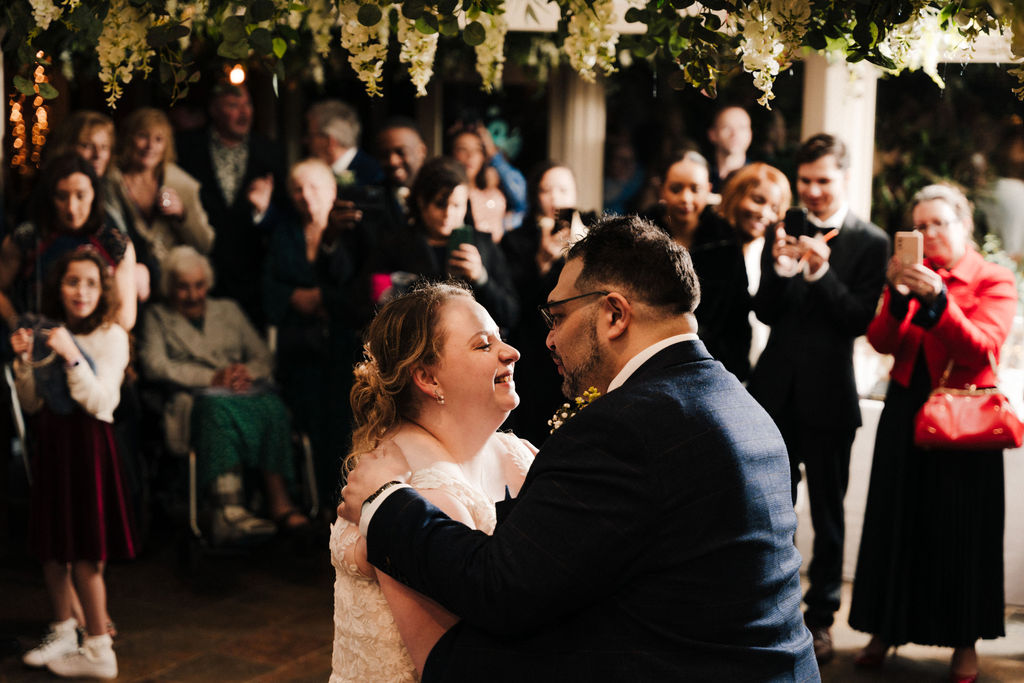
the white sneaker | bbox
[47,633,118,679]
[22,617,79,667]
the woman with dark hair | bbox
[330,282,531,681]
[848,184,1016,682]
[377,156,519,330]
[12,247,133,679]
[643,149,753,380]
[500,161,587,443]
[450,123,527,238]
[0,153,137,329]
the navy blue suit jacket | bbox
[367,340,818,681]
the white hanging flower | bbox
[474,11,507,93]
[97,0,154,107]
[736,2,786,108]
[397,13,438,97]
[29,0,63,30]
[305,0,338,58]
[338,0,389,97]
[563,0,619,82]
[879,5,975,89]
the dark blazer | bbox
[868,248,1017,390]
[175,129,285,327]
[748,212,889,433]
[344,148,384,187]
[645,204,753,381]
[377,226,520,330]
[367,340,818,681]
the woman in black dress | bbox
[848,184,1017,682]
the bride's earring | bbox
[433,388,445,405]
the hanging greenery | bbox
[2,0,1022,107]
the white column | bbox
[547,66,606,213]
[800,54,879,220]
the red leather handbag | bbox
[914,355,1024,451]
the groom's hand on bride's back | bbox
[338,441,412,526]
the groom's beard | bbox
[561,317,601,399]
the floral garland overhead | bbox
[2,0,1023,107]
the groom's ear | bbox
[411,365,439,399]
[603,293,631,340]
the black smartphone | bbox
[553,207,576,235]
[784,207,808,238]
[337,184,386,213]
[447,225,475,257]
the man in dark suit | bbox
[176,82,285,328]
[305,99,383,188]
[341,216,818,681]
[748,134,890,664]
[376,117,428,233]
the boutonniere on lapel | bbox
[548,387,601,433]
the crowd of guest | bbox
[2,83,1018,683]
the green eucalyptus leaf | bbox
[438,0,459,15]
[158,60,172,82]
[670,0,695,8]
[415,14,439,34]
[250,27,272,52]
[631,41,653,59]
[401,0,425,20]
[168,23,191,40]
[463,20,486,46]
[36,82,57,100]
[222,16,246,42]
[280,25,300,42]
[624,7,646,23]
[217,39,250,59]
[439,14,459,36]
[250,0,275,22]
[288,3,307,12]
[357,3,383,26]
[189,70,202,83]
[273,36,287,58]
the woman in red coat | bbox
[848,184,1018,682]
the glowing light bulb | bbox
[229,64,246,85]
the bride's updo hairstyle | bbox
[346,281,473,471]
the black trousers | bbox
[777,413,856,629]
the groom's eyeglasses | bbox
[538,291,609,330]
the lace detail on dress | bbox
[329,519,417,683]
[328,433,534,682]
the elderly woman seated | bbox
[139,246,308,544]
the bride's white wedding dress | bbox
[329,433,533,682]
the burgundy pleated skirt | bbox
[28,407,137,563]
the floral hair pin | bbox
[548,386,601,433]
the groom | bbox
[341,216,818,681]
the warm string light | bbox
[229,63,246,85]
[8,51,50,173]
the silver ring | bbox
[161,198,172,208]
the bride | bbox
[329,282,534,681]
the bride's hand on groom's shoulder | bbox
[338,441,412,526]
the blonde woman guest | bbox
[108,108,214,291]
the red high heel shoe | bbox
[854,640,892,669]
[950,673,978,683]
